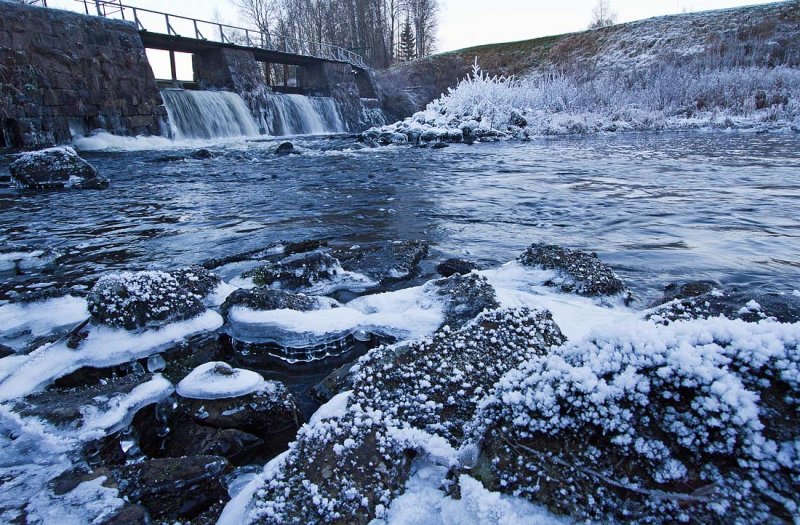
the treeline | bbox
[233,0,439,68]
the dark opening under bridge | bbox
[44,0,369,71]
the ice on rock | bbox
[176,362,266,400]
[0,295,89,350]
[146,353,166,373]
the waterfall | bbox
[161,89,260,140]
[259,94,347,136]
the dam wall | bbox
[0,2,165,149]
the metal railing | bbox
[65,0,369,69]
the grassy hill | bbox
[371,1,800,118]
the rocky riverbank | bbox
[0,230,798,523]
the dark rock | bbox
[510,110,528,128]
[648,281,800,324]
[8,286,85,304]
[221,287,322,319]
[0,344,15,358]
[87,270,206,330]
[9,147,109,189]
[246,308,565,523]
[436,258,479,277]
[201,239,329,270]
[431,273,500,330]
[518,243,628,297]
[99,503,149,525]
[177,381,301,441]
[52,467,115,496]
[171,265,221,299]
[311,361,358,403]
[242,251,341,289]
[163,422,265,466]
[114,456,230,520]
[275,142,297,155]
[331,240,429,285]
[190,148,216,159]
[431,142,449,149]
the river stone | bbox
[518,243,628,297]
[275,142,297,155]
[162,422,265,466]
[436,258,479,277]
[242,251,341,289]
[8,147,109,189]
[220,287,322,319]
[311,361,359,403]
[114,455,230,520]
[201,239,329,270]
[87,270,206,330]
[171,265,221,299]
[177,380,301,439]
[246,308,566,524]
[430,272,500,330]
[331,240,429,284]
[648,281,800,324]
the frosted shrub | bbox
[469,317,800,523]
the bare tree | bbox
[589,0,617,29]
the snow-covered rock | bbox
[176,362,266,400]
[8,147,109,189]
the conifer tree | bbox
[399,18,416,62]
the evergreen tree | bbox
[399,18,416,62]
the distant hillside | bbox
[372,1,800,118]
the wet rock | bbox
[648,281,800,324]
[311,361,358,403]
[431,273,500,330]
[436,258,479,277]
[8,286,85,304]
[377,131,408,145]
[220,287,322,319]
[171,265,221,299]
[431,142,449,149]
[87,270,206,330]
[190,148,216,159]
[201,239,329,270]
[177,381,301,441]
[275,142,297,155]
[99,503,149,525]
[331,240,429,285]
[241,251,341,289]
[164,422,265,466]
[0,343,15,358]
[15,372,153,429]
[518,243,628,297]
[246,308,565,523]
[114,455,230,520]
[9,147,109,189]
[51,466,116,495]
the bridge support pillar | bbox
[192,47,264,93]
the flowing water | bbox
[1,131,799,304]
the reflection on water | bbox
[1,131,799,303]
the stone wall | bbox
[0,2,165,149]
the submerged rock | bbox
[114,455,230,520]
[648,280,800,324]
[518,243,628,298]
[87,270,206,330]
[331,240,429,285]
[246,307,565,523]
[9,147,109,189]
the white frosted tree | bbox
[589,0,617,29]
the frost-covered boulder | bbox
[87,270,206,330]
[429,272,499,330]
[8,147,109,189]
[648,281,800,324]
[244,307,565,524]
[170,265,221,300]
[518,243,629,298]
[242,251,342,290]
[220,287,323,319]
[468,317,800,524]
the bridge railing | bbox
[63,0,369,69]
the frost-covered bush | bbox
[245,307,566,524]
[365,57,800,142]
[88,270,206,330]
[469,317,800,523]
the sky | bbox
[44,0,781,78]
